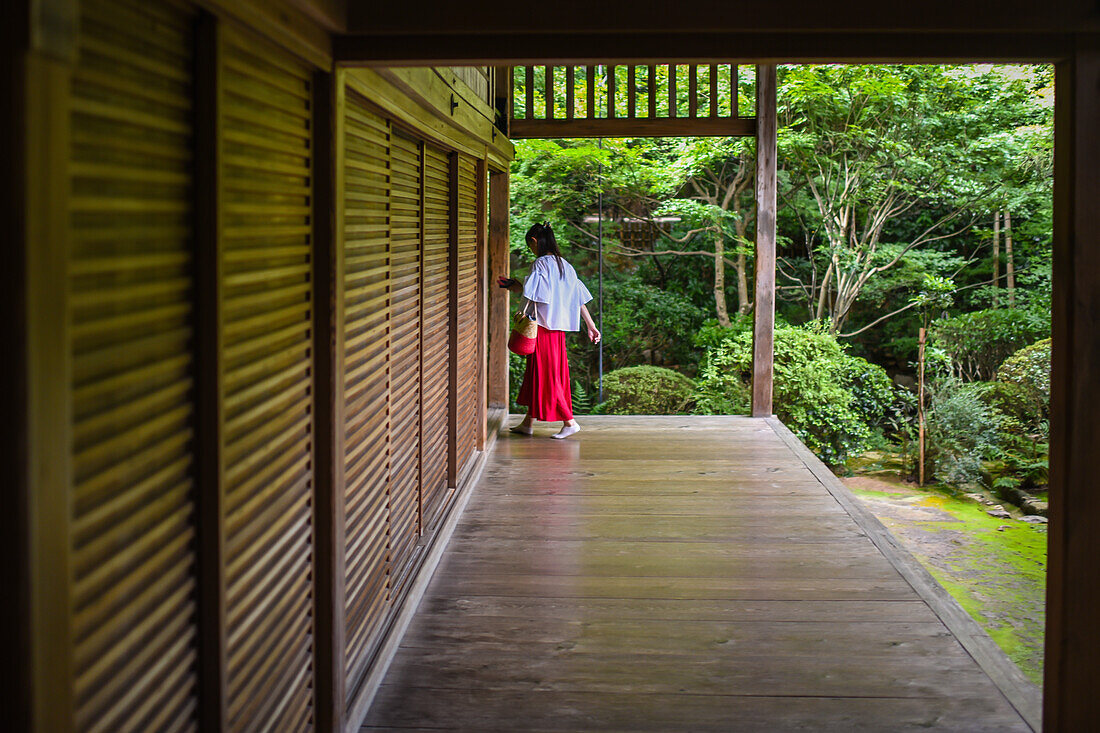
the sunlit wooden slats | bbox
[342,90,393,695]
[68,2,200,731]
[455,155,480,477]
[219,23,314,732]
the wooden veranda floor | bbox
[362,416,1039,732]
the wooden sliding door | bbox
[68,1,201,730]
[217,23,316,731]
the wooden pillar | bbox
[487,169,510,409]
[1045,36,1100,732]
[23,15,76,732]
[476,157,489,449]
[751,64,777,417]
[312,67,343,733]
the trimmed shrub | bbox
[600,366,696,415]
[931,308,1049,381]
[997,337,1051,424]
[926,378,999,486]
[693,322,896,465]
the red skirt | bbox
[517,327,573,422]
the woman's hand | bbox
[587,325,601,344]
[497,275,523,294]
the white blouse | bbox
[522,255,594,332]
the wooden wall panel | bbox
[421,144,452,528]
[388,129,423,594]
[68,1,201,730]
[454,155,481,475]
[341,91,393,698]
[218,23,314,732]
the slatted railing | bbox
[509,64,756,138]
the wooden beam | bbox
[311,65,344,733]
[730,64,738,116]
[509,116,755,139]
[331,31,1072,65]
[193,14,227,731]
[1046,35,1100,733]
[488,170,510,409]
[751,64,776,418]
[689,64,698,117]
[524,65,533,119]
[194,0,332,69]
[344,1,1098,35]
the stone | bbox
[987,508,1012,519]
[1020,515,1049,524]
[997,525,1012,532]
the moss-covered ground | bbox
[844,451,1047,685]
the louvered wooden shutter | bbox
[454,155,481,474]
[388,130,423,593]
[219,23,315,731]
[69,1,200,730]
[341,89,392,692]
[420,144,451,528]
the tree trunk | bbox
[736,251,750,314]
[992,211,1001,306]
[815,262,833,321]
[714,230,732,327]
[1005,210,1016,308]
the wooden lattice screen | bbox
[509,64,756,138]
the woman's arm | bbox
[580,304,601,344]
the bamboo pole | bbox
[918,327,926,487]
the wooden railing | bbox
[509,64,756,138]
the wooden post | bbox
[544,65,553,120]
[751,64,777,418]
[992,211,1000,305]
[447,152,460,487]
[524,65,533,119]
[311,66,344,733]
[606,64,615,119]
[709,63,719,118]
[1005,209,1016,308]
[488,170,510,409]
[565,66,574,120]
[647,64,656,118]
[667,64,676,118]
[1045,38,1100,732]
[23,32,75,733]
[476,157,489,450]
[586,65,595,119]
[917,327,926,486]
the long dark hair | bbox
[526,221,565,277]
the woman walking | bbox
[499,222,600,439]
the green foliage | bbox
[599,366,697,415]
[693,323,897,465]
[600,279,708,370]
[571,378,593,415]
[931,308,1050,381]
[997,337,1051,415]
[925,378,1000,486]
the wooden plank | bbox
[751,64,776,417]
[667,63,676,118]
[543,65,553,120]
[509,116,755,139]
[647,64,656,117]
[524,65,533,119]
[311,65,342,733]
[688,64,698,117]
[586,64,595,119]
[194,13,227,732]
[712,62,721,117]
[565,65,574,119]
[1046,36,1100,733]
[606,64,615,119]
[366,686,1029,731]
[193,0,332,70]
[627,65,636,118]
